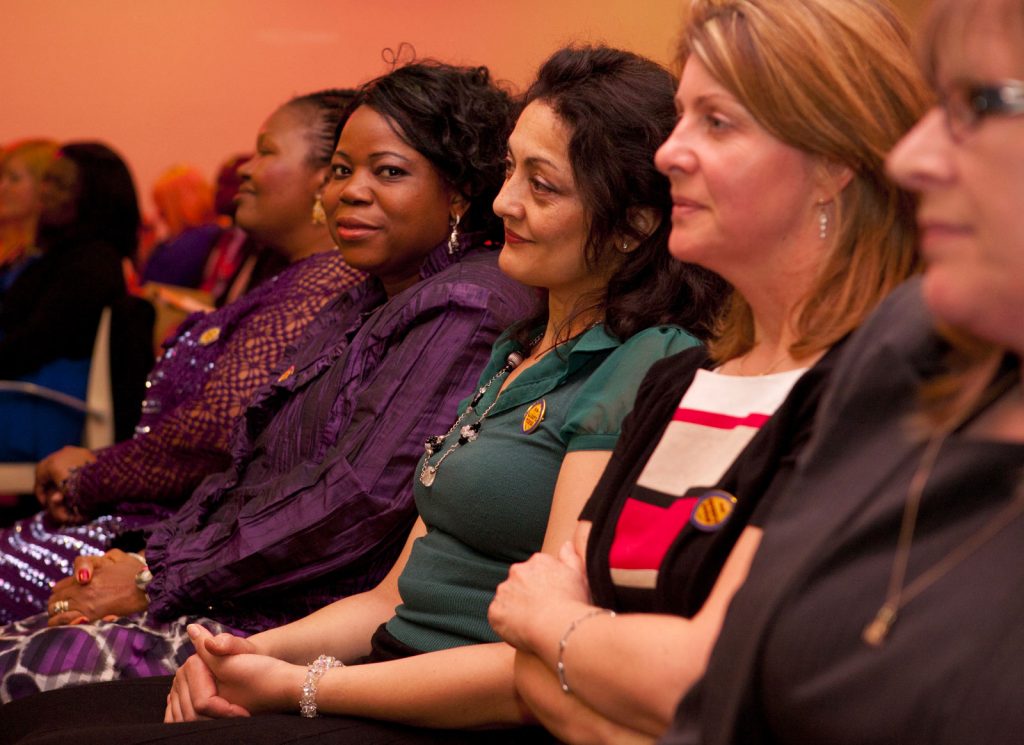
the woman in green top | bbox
[0,48,724,743]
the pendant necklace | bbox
[419,324,598,487]
[862,368,1023,647]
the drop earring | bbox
[818,202,828,240]
[312,195,327,226]
[447,213,461,255]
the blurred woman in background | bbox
[0,138,57,289]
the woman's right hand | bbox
[165,625,263,722]
[34,446,96,524]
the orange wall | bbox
[1,0,927,220]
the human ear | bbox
[815,159,854,203]
[620,206,661,251]
[449,191,470,222]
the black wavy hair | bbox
[335,60,514,243]
[512,45,727,346]
[285,88,358,169]
[44,142,141,259]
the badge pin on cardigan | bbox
[690,490,737,532]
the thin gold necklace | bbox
[862,369,1024,647]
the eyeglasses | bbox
[940,79,1024,141]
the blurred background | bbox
[1,0,928,216]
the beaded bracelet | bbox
[299,654,344,718]
[556,609,616,694]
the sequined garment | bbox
[0,250,365,624]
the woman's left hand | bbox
[489,541,593,652]
[188,624,306,716]
[46,550,148,626]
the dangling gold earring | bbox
[447,213,461,255]
[312,195,327,226]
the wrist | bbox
[298,655,344,717]
[527,600,595,660]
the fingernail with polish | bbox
[77,569,90,583]
[70,616,89,625]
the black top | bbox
[0,235,125,379]
[664,278,1024,745]
[583,341,845,616]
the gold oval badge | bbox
[522,399,546,434]
[689,490,737,532]
[277,364,296,383]
[198,327,222,346]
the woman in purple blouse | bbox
[0,90,366,624]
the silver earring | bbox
[818,204,828,240]
[312,195,327,226]
[622,239,629,252]
[447,213,461,255]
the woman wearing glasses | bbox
[660,0,1024,743]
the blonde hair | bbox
[0,138,59,264]
[677,0,931,363]
[152,164,216,237]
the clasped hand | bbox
[46,549,148,626]
[489,541,593,653]
[165,625,302,722]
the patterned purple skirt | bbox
[0,612,237,702]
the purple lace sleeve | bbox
[64,252,365,516]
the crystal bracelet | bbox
[556,609,616,694]
[299,654,344,718]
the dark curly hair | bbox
[335,61,514,243]
[40,141,141,259]
[511,46,728,347]
[284,89,357,169]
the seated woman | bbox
[658,0,1024,743]
[0,138,57,290]
[0,59,535,703]
[0,89,366,624]
[0,142,139,462]
[0,46,723,742]
[487,1,929,742]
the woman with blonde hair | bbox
[489,0,930,742]
[658,0,1024,742]
[0,138,57,284]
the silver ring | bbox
[51,599,70,616]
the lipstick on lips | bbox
[334,217,380,241]
[504,227,530,245]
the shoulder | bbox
[390,250,533,321]
[562,327,704,446]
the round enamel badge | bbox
[689,490,737,532]
[522,399,546,433]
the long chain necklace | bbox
[419,324,600,488]
[418,334,541,488]
[862,369,1023,647]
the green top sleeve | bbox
[562,325,702,452]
